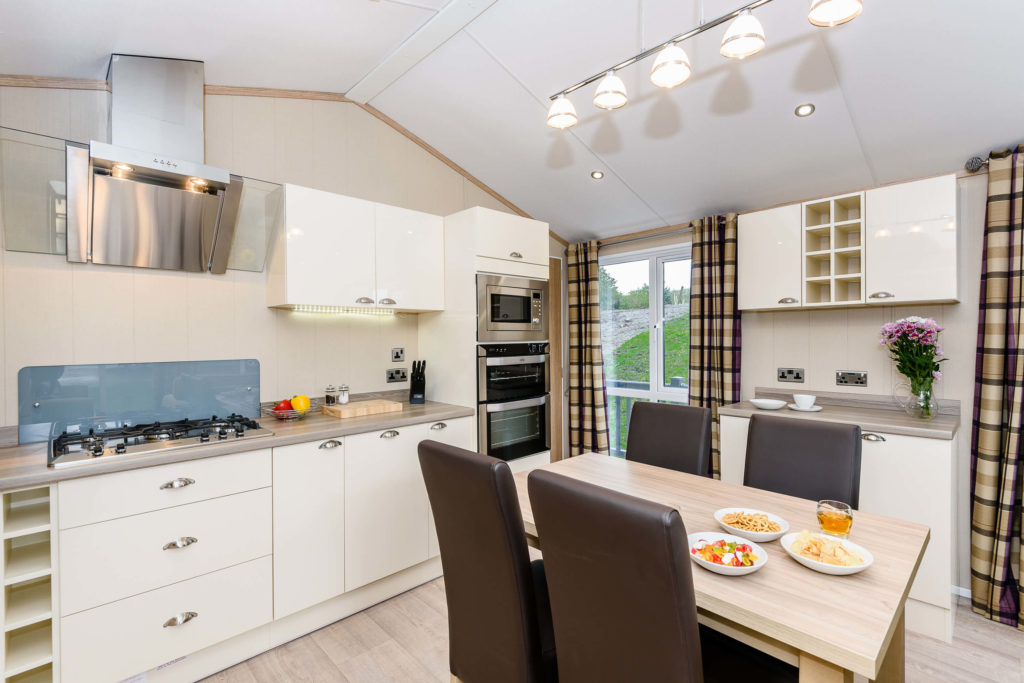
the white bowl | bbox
[779,532,874,576]
[688,532,767,576]
[714,507,790,542]
[750,398,786,411]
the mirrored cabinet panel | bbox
[228,177,281,273]
[1,127,68,256]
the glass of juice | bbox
[817,500,853,538]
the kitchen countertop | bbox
[0,400,475,491]
[718,388,960,440]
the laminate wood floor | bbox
[205,584,1022,683]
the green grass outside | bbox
[608,313,690,384]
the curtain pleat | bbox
[971,144,1024,628]
[688,214,741,478]
[567,240,610,456]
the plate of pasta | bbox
[780,531,874,575]
[714,508,790,542]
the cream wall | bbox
[740,174,986,590]
[0,87,519,427]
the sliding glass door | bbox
[599,246,692,457]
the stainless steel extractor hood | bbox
[66,55,243,273]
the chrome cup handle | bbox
[163,611,198,628]
[162,536,198,550]
[159,477,195,490]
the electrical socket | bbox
[778,368,804,383]
[386,368,408,383]
[391,347,405,362]
[836,371,868,387]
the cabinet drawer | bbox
[60,488,272,615]
[61,556,272,683]
[58,449,271,529]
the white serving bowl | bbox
[714,507,789,542]
[779,532,874,576]
[687,532,767,576]
[750,398,786,411]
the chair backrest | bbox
[418,440,548,683]
[625,402,712,476]
[527,469,704,683]
[743,414,862,508]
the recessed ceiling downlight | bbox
[794,103,816,117]
[591,170,605,180]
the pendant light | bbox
[807,0,862,27]
[593,71,628,110]
[650,44,692,89]
[720,9,766,59]
[546,95,578,129]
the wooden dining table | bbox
[512,453,930,683]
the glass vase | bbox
[904,379,937,420]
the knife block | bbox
[410,370,425,404]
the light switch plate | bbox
[391,348,405,362]
[386,368,408,383]
[836,371,868,387]
[778,368,804,383]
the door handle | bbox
[485,395,548,412]
[380,430,400,439]
[862,433,886,442]
[777,297,798,304]
[162,536,198,551]
[430,422,447,431]
[159,477,195,490]
[510,251,523,258]
[868,291,894,299]
[319,439,342,449]
[163,612,198,628]
[355,296,374,304]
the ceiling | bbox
[1,0,1022,242]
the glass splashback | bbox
[18,359,261,444]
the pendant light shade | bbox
[720,9,766,59]
[650,44,692,89]
[593,71,628,110]
[546,95,578,129]
[807,0,862,27]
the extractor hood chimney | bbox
[66,55,243,274]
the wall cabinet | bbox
[737,205,802,310]
[272,437,346,619]
[736,174,958,311]
[444,206,550,279]
[267,184,444,312]
[344,427,430,591]
[865,174,958,304]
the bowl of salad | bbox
[687,532,767,576]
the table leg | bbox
[874,608,905,682]
[798,653,854,683]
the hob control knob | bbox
[199,431,210,443]
[91,445,104,457]
[114,443,127,454]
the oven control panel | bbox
[478,342,549,357]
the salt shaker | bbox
[338,384,350,405]
[325,385,339,406]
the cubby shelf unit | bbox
[801,192,865,305]
[0,488,56,683]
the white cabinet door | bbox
[345,427,429,591]
[865,175,958,304]
[737,205,802,310]
[272,437,345,619]
[414,417,476,558]
[283,185,376,307]
[472,208,549,266]
[374,204,444,311]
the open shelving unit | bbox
[802,192,864,305]
[0,488,55,683]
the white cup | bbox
[793,394,817,410]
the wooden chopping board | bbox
[322,399,403,419]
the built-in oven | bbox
[477,274,548,342]
[477,342,551,461]
[478,343,549,403]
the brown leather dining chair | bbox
[528,469,796,683]
[744,414,862,508]
[418,440,557,683]
[625,401,712,476]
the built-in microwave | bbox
[477,274,548,342]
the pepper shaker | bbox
[325,385,339,406]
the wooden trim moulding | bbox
[0,74,109,91]
[203,84,570,246]
[598,220,693,247]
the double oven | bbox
[476,274,551,462]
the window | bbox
[599,245,692,457]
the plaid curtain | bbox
[972,144,1024,628]
[689,214,741,478]
[567,240,610,456]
